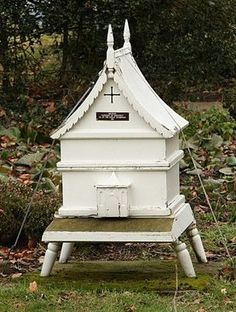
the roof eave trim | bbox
[113,72,175,138]
[51,67,108,139]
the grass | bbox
[0,275,235,312]
[0,259,236,312]
[201,223,236,253]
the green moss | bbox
[46,218,174,233]
[34,260,211,291]
[2,260,235,312]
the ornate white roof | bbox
[51,20,188,139]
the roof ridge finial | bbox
[123,19,131,51]
[106,24,115,77]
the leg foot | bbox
[187,224,207,263]
[174,240,196,277]
[59,243,74,263]
[41,243,60,277]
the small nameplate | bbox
[96,112,129,121]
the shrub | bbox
[182,106,236,141]
[0,180,61,246]
[223,79,236,119]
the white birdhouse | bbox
[41,21,207,278]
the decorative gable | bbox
[51,21,188,140]
[62,79,157,139]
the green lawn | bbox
[0,259,235,312]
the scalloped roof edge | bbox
[51,49,188,139]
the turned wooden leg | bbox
[59,243,74,263]
[174,240,196,277]
[187,223,207,263]
[40,242,60,277]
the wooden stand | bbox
[40,205,207,277]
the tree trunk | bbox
[60,22,69,81]
[0,18,11,93]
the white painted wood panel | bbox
[64,80,157,134]
[171,203,195,240]
[166,136,179,158]
[61,171,167,216]
[42,231,173,243]
[166,164,179,204]
[60,138,166,162]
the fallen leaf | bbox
[28,97,34,104]
[226,156,236,166]
[0,143,7,148]
[192,298,201,305]
[0,108,6,117]
[16,152,44,167]
[11,273,22,279]
[29,281,38,292]
[127,305,136,312]
[180,159,189,169]
[211,134,223,148]
[19,173,31,180]
[230,237,236,244]
[194,205,208,214]
[8,157,18,163]
[0,135,11,143]
[45,101,56,113]
[221,288,227,295]
[23,179,34,185]
[219,167,234,175]
[205,252,220,260]
[186,168,203,176]
[224,298,233,305]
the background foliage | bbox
[0,0,236,107]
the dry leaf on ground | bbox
[29,280,38,292]
[11,273,22,279]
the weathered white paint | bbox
[168,194,185,213]
[123,19,131,51]
[59,242,74,263]
[174,240,196,277]
[43,205,194,243]
[40,243,60,277]
[106,24,115,75]
[166,163,179,204]
[171,203,195,240]
[66,80,156,135]
[166,136,179,158]
[60,138,166,163]
[58,150,183,170]
[96,172,129,217]
[187,224,208,263]
[43,231,173,243]
[59,171,169,217]
[113,53,188,136]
